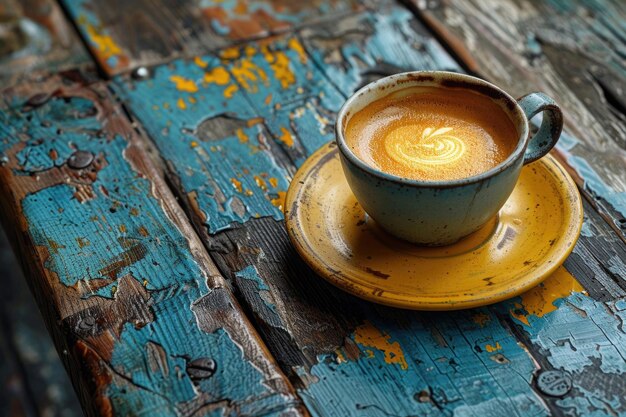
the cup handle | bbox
[517,92,563,165]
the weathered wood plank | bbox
[408,0,626,241]
[0,72,304,417]
[0,228,82,417]
[60,0,364,76]
[114,4,626,416]
[0,0,91,87]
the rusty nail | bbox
[186,358,216,381]
[535,370,572,397]
[132,67,151,80]
[68,150,94,169]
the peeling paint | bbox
[353,321,408,370]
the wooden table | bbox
[0,0,625,416]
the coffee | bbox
[345,86,518,181]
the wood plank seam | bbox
[0,74,308,417]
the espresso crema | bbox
[345,87,518,181]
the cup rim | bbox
[335,71,530,188]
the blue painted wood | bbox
[60,0,363,75]
[0,75,303,417]
[412,0,626,240]
[112,4,626,416]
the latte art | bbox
[345,87,518,181]
[385,126,466,168]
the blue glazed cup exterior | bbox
[336,71,563,246]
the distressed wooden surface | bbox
[0,0,91,86]
[0,72,305,417]
[0,227,83,417]
[60,0,364,76]
[409,0,626,242]
[112,2,626,416]
[0,1,625,416]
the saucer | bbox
[284,142,583,310]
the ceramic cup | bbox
[335,71,563,246]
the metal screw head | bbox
[536,370,572,397]
[68,150,94,169]
[132,67,151,80]
[186,357,216,381]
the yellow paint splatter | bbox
[82,20,122,61]
[143,279,149,287]
[335,349,346,363]
[244,189,254,196]
[254,175,267,191]
[170,75,198,93]
[231,178,243,193]
[270,191,287,211]
[485,342,502,353]
[190,141,199,148]
[265,94,272,105]
[177,97,187,110]
[224,84,239,98]
[138,226,149,237]
[118,224,127,233]
[471,313,490,327]
[235,128,249,143]
[269,177,279,188]
[353,321,408,370]
[230,58,267,92]
[511,267,585,326]
[247,117,264,127]
[189,96,197,104]
[288,38,307,63]
[233,0,247,14]
[220,47,240,60]
[278,127,294,147]
[245,45,256,57]
[130,208,139,216]
[262,46,296,89]
[203,66,230,85]
[194,56,208,68]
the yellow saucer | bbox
[285,142,583,310]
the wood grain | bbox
[114,4,626,416]
[0,71,305,417]
[0,228,82,417]
[408,0,626,241]
[60,0,363,76]
[0,0,91,87]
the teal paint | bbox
[219,35,345,163]
[108,285,290,417]
[497,293,626,415]
[113,56,292,234]
[303,7,461,98]
[557,131,626,217]
[235,265,278,316]
[60,0,123,71]
[300,309,545,417]
[0,90,297,415]
[107,8,626,416]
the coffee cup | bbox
[335,71,563,246]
